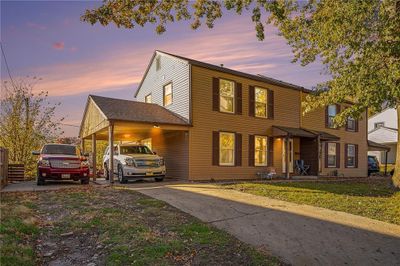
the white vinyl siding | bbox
[136,52,190,121]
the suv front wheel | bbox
[37,173,45,186]
[118,165,127,184]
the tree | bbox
[82,0,400,187]
[0,78,64,177]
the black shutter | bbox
[336,142,340,168]
[249,86,255,117]
[212,131,219,165]
[268,137,274,166]
[355,119,359,132]
[235,133,242,166]
[355,144,359,168]
[248,135,255,166]
[325,106,329,128]
[267,89,274,119]
[325,142,329,168]
[236,82,242,115]
[212,78,219,111]
[344,144,348,168]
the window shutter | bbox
[355,144,358,168]
[212,78,219,111]
[344,144,348,168]
[325,142,329,168]
[336,104,341,114]
[236,82,242,115]
[212,131,219,165]
[235,133,242,166]
[268,137,274,166]
[267,89,274,119]
[325,106,329,128]
[249,86,255,117]
[336,142,340,168]
[355,119,359,132]
[248,135,255,166]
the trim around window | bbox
[145,93,152,103]
[326,142,339,168]
[163,82,173,106]
[219,132,235,166]
[254,87,268,118]
[219,79,235,114]
[254,135,268,166]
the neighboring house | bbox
[80,51,369,180]
[368,108,398,164]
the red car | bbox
[33,144,90,186]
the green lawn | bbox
[223,179,400,225]
[1,187,281,266]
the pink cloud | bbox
[27,22,47,30]
[52,42,65,50]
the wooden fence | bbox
[0,148,9,188]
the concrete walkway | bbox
[125,182,400,266]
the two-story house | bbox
[80,51,368,180]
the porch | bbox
[272,126,340,178]
[79,95,191,183]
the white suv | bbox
[103,144,166,183]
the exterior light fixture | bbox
[153,125,160,128]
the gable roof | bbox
[368,126,398,144]
[134,50,312,98]
[89,95,190,126]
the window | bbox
[346,144,356,167]
[163,83,172,106]
[255,87,267,118]
[255,136,268,166]
[219,132,235,166]
[347,117,356,131]
[219,79,235,113]
[374,122,384,129]
[327,142,337,167]
[145,94,152,103]
[327,105,337,128]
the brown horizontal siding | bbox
[188,65,301,180]
[301,94,368,177]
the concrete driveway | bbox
[125,182,400,266]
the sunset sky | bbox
[1,1,329,137]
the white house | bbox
[368,108,398,164]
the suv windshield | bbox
[120,146,152,155]
[42,145,79,155]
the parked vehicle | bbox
[368,155,380,176]
[33,144,90,185]
[103,144,166,183]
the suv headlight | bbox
[159,158,165,166]
[81,160,89,167]
[125,158,136,167]
[39,159,50,167]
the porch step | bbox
[291,175,318,180]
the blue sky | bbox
[1,1,329,136]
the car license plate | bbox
[146,172,153,176]
[61,174,70,179]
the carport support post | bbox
[384,151,388,176]
[108,122,114,184]
[285,136,290,179]
[91,133,97,181]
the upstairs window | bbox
[255,87,267,118]
[346,117,356,131]
[219,132,235,166]
[219,79,235,113]
[163,83,173,106]
[255,136,268,166]
[374,122,384,129]
[327,105,338,128]
[145,94,152,103]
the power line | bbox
[60,123,80,128]
[0,42,16,87]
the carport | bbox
[368,140,391,175]
[79,95,191,183]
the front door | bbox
[282,138,294,173]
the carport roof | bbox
[89,95,190,126]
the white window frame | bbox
[163,83,173,106]
[327,142,337,168]
[219,79,235,114]
[327,105,337,128]
[374,122,384,129]
[346,144,356,168]
[145,93,152,103]
[254,135,268,166]
[219,132,235,166]
[255,87,268,118]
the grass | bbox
[1,187,281,265]
[223,179,400,225]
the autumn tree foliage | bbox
[82,0,400,187]
[0,78,64,176]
